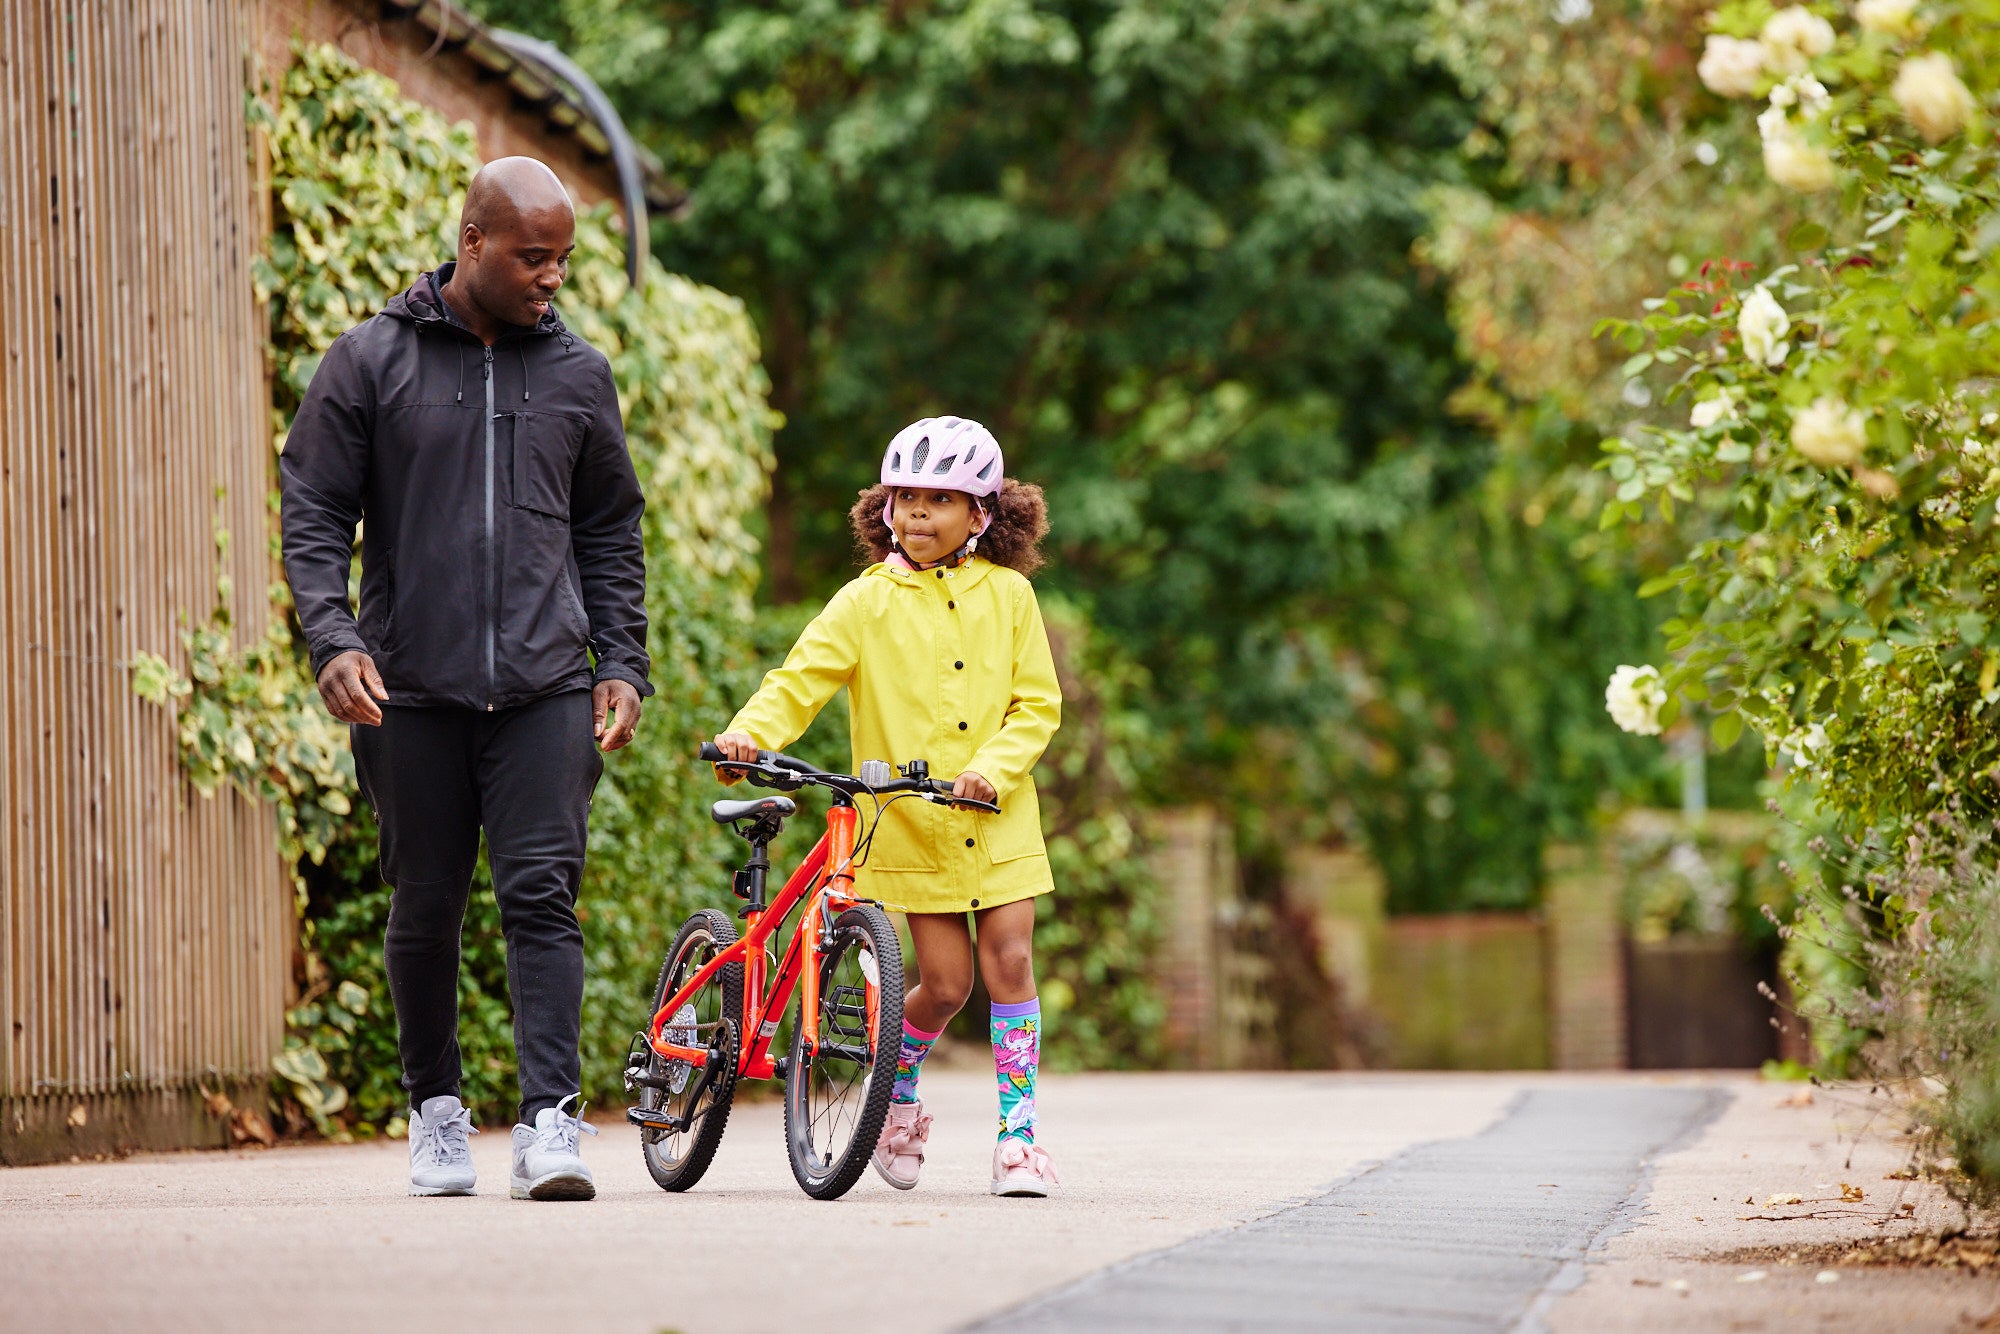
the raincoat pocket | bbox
[976,784,1044,864]
[510,410,587,520]
[867,797,941,872]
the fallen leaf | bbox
[1765,1193,1804,1207]
[1737,1270,1769,1284]
[1841,1183,1865,1203]
[65,1104,87,1129]
[229,1107,276,1147]
[1746,1196,1756,1205]
[198,1085,233,1120]
[1898,1202,1917,1216]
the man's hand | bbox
[594,679,644,752]
[317,651,388,726]
[712,730,759,785]
[952,769,998,806]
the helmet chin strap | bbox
[888,500,990,571]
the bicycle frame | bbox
[645,800,876,1081]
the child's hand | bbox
[951,770,998,806]
[713,730,759,785]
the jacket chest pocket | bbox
[508,411,587,520]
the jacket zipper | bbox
[483,345,496,711]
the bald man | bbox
[281,158,649,1201]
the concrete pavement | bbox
[2,1071,1990,1332]
[0,1071,1519,1333]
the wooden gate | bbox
[0,0,286,1163]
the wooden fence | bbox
[0,0,287,1163]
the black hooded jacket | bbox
[280,265,653,711]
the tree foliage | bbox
[473,0,1673,918]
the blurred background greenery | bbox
[201,0,2000,1151]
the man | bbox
[280,157,649,1201]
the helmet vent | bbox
[889,451,902,472]
[934,453,958,475]
[911,438,931,472]
[976,459,996,481]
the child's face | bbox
[890,487,978,564]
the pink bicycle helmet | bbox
[880,417,1005,532]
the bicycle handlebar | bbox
[697,743,1001,814]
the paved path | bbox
[3,1071,1989,1332]
[981,1085,1724,1332]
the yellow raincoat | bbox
[727,557,1062,914]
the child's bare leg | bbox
[903,912,975,1032]
[888,912,973,1107]
[974,899,1037,1003]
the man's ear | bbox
[459,222,483,265]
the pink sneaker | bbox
[872,1100,932,1190]
[990,1137,1060,1197]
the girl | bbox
[712,416,1063,1197]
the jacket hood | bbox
[384,263,569,340]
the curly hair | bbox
[849,479,1049,578]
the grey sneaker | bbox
[510,1094,599,1200]
[408,1095,479,1197]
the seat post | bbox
[741,838,771,911]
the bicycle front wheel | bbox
[784,903,904,1200]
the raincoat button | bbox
[965,838,975,847]
[936,570,945,579]
[947,601,955,610]
[958,721,968,730]
[954,661,964,670]
[971,898,981,907]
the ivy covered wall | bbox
[140,43,777,1132]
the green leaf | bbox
[1786,221,1829,251]
[1711,711,1743,750]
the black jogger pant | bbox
[352,690,603,1124]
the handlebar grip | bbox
[699,741,771,765]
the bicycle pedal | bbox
[626,1105,683,1132]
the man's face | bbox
[463,203,575,328]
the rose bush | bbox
[1599,0,2000,1181]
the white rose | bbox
[1762,124,1839,191]
[1758,79,1838,192]
[1690,395,1735,428]
[1790,396,1868,467]
[1699,35,1769,98]
[1854,0,1919,37]
[1780,722,1829,769]
[1738,286,1791,367]
[1761,7,1837,74]
[1606,665,1669,737]
[1893,52,1975,142]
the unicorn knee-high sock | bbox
[891,1019,942,1104]
[989,998,1041,1142]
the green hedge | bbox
[140,43,776,1133]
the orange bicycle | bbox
[623,744,1000,1200]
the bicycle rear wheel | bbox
[634,908,743,1192]
[783,903,904,1200]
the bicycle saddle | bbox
[710,795,797,825]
